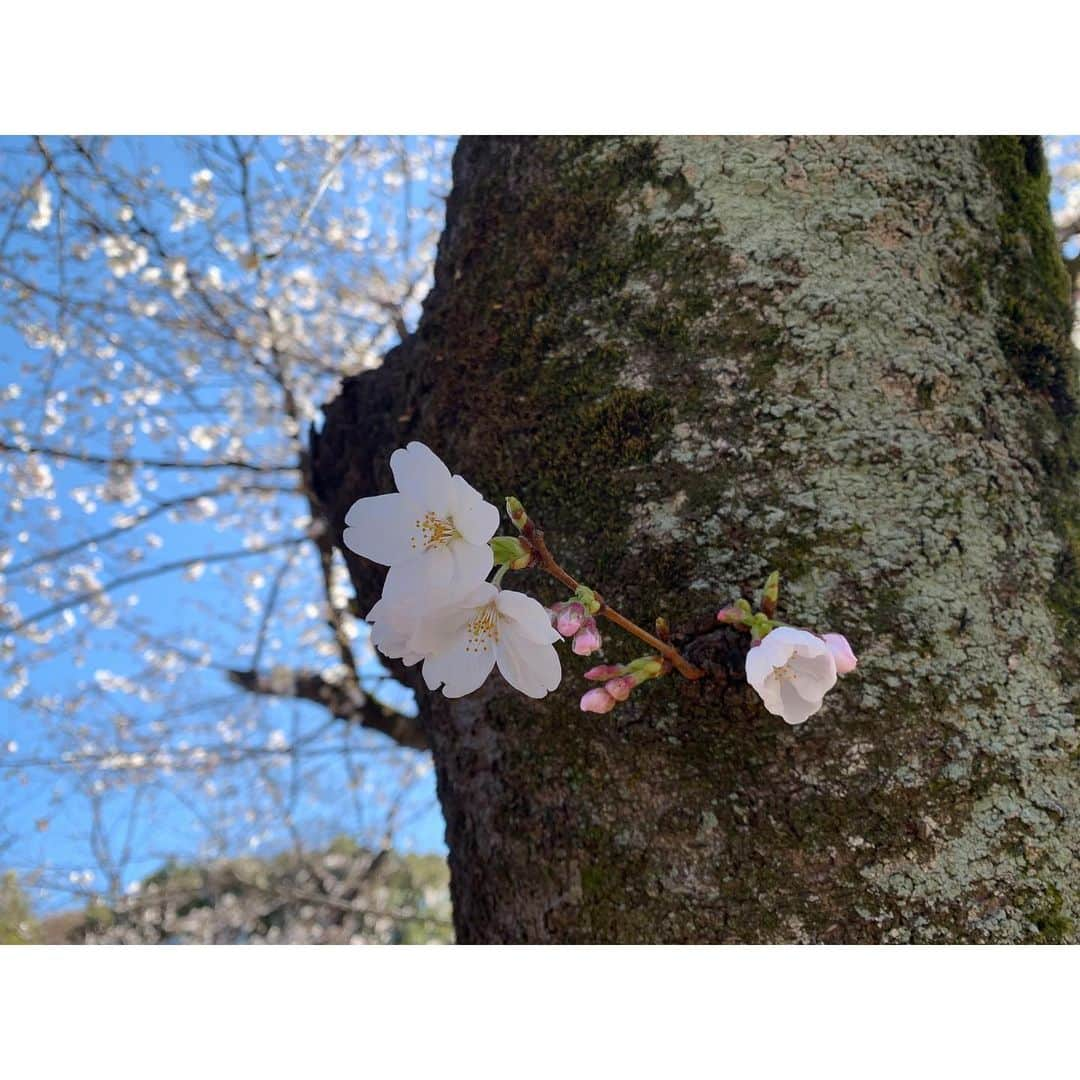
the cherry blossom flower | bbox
[745,626,838,725]
[365,591,426,667]
[409,582,562,699]
[343,442,499,601]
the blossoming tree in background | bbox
[0,136,452,934]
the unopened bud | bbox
[717,604,747,626]
[584,664,626,681]
[761,571,780,618]
[506,496,529,532]
[572,618,602,656]
[627,655,665,681]
[490,535,534,569]
[822,632,858,675]
[574,584,601,615]
[551,601,586,637]
[580,687,617,714]
[604,675,635,701]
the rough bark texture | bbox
[312,137,1079,943]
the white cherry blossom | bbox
[365,591,426,667]
[406,582,562,699]
[343,442,498,601]
[745,626,838,725]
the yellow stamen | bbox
[411,510,457,551]
[772,662,797,682]
[464,603,499,654]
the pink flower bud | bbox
[823,633,858,675]
[584,664,625,681]
[554,601,586,637]
[717,605,746,625]
[571,618,602,656]
[580,687,616,713]
[604,675,635,701]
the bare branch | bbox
[6,536,306,633]
[226,667,428,751]
[0,438,299,474]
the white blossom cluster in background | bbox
[1047,135,1080,347]
[0,136,453,917]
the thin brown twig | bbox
[526,527,704,681]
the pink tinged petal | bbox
[778,680,823,725]
[497,590,562,645]
[450,538,494,590]
[823,633,858,675]
[389,442,453,515]
[584,664,625,681]
[604,676,634,701]
[343,493,424,566]
[450,474,500,545]
[580,688,616,713]
[496,627,562,698]
[421,628,497,697]
[572,620,602,656]
[789,652,837,702]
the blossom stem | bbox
[527,528,704,681]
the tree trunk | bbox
[312,136,1079,943]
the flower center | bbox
[465,602,499,653]
[413,510,457,551]
[771,662,798,683]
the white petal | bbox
[778,680,823,725]
[745,642,783,695]
[383,545,456,603]
[390,442,453,515]
[451,539,494,589]
[370,620,409,660]
[422,635,496,698]
[343,493,425,566]
[767,626,823,655]
[751,672,785,716]
[451,474,499,545]
[497,589,561,645]
[790,652,837,700]
[407,601,471,658]
[496,628,561,698]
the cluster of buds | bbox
[579,656,666,713]
[550,585,603,656]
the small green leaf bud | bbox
[490,536,535,569]
[574,585,601,615]
[761,571,780,618]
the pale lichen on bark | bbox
[613,136,1079,941]
[316,136,1078,942]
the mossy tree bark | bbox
[313,137,1079,943]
